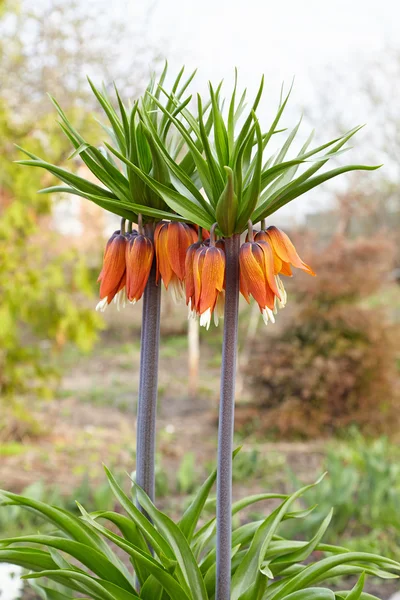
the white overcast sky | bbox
[108,0,396,222]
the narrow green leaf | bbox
[103,144,213,228]
[344,572,366,600]
[87,77,126,154]
[133,484,208,600]
[2,534,134,592]
[282,589,335,600]
[236,112,262,231]
[24,570,140,600]
[179,448,241,543]
[0,548,58,572]
[103,468,173,559]
[209,82,229,166]
[216,166,238,235]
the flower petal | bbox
[266,226,315,275]
[198,247,225,314]
[99,234,127,299]
[126,235,154,302]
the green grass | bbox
[0,442,35,457]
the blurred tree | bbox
[0,1,161,438]
[0,0,162,118]
[0,100,104,439]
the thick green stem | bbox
[216,233,241,600]
[136,223,161,504]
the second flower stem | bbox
[216,233,241,600]
[136,223,161,505]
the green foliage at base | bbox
[0,457,399,600]
[285,432,400,560]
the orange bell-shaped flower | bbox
[125,233,154,304]
[239,238,285,325]
[155,221,197,302]
[96,231,127,312]
[185,241,203,312]
[192,244,225,329]
[260,226,315,277]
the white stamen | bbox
[170,279,185,305]
[96,297,108,312]
[275,275,287,308]
[200,308,212,330]
[187,306,197,321]
[261,308,270,326]
[114,289,127,311]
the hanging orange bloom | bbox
[192,244,225,329]
[258,226,315,277]
[96,231,127,312]
[154,221,197,302]
[185,241,203,311]
[239,239,286,325]
[125,233,154,304]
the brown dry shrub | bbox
[243,232,400,438]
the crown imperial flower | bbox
[192,243,226,330]
[260,226,315,277]
[154,221,197,302]
[96,231,127,312]
[239,235,285,326]
[126,233,154,304]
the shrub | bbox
[0,101,103,439]
[244,233,400,438]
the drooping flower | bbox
[192,244,226,329]
[154,221,197,302]
[96,231,128,312]
[258,226,315,277]
[239,238,285,326]
[125,233,154,304]
[185,241,203,312]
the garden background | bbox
[1,1,399,598]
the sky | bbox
[110,0,398,222]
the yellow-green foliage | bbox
[0,100,103,425]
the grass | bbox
[0,442,34,457]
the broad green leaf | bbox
[16,158,121,202]
[216,166,238,236]
[231,475,326,600]
[271,510,333,569]
[87,78,127,154]
[282,589,335,600]
[77,505,190,600]
[209,82,229,166]
[134,484,208,600]
[197,93,225,203]
[179,447,241,543]
[0,548,57,572]
[257,164,381,221]
[28,583,75,600]
[336,593,381,600]
[104,145,213,228]
[140,575,164,600]
[1,535,134,592]
[24,570,139,600]
[92,511,150,585]
[232,75,264,166]
[103,468,173,559]
[236,112,262,231]
[344,573,366,600]
[268,552,400,600]
[0,490,112,558]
